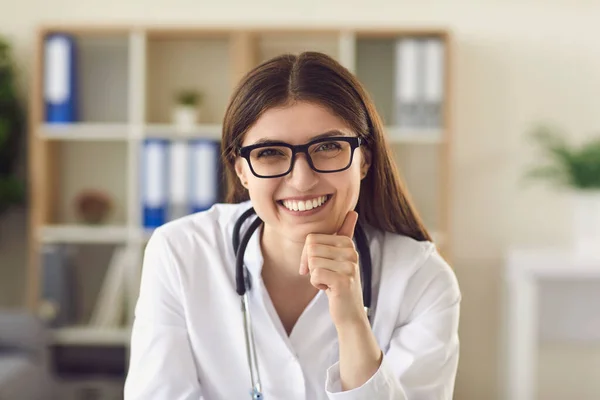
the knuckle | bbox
[342,236,354,247]
[342,274,354,290]
[348,249,359,263]
[310,268,321,283]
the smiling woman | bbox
[125,51,461,400]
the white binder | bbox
[422,38,445,128]
[142,139,168,228]
[168,139,191,221]
[190,139,219,213]
[394,37,421,128]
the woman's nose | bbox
[286,153,319,191]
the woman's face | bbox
[235,101,370,243]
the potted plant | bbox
[0,36,26,217]
[525,125,600,257]
[172,89,202,133]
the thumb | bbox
[337,210,358,238]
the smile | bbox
[279,195,331,212]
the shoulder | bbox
[146,201,254,256]
[370,227,461,314]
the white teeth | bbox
[282,195,329,212]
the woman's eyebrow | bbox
[252,129,348,146]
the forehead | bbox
[242,101,354,146]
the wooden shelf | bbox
[51,325,131,346]
[144,123,222,140]
[40,225,130,244]
[39,123,130,141]
[386,127,444,144]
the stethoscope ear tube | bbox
[353,221,372,312]
[235,209,263,296]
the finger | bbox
[310,267,354,293]
[299,240,309,275]
[305,233,354,248]
[309,267,337,291]
[337,210,358,238]
[307,256,355,276]
[306,243,358,264]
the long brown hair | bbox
[221,51,431,242]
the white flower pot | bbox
[172,105,199,133]
[571,190,600,258]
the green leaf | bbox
[0,175,25,206]
[526,125,600,190]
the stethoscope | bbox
[232,206,373,399]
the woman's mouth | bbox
[277,195,331,213]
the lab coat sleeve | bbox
[124,228,203,400]
[325,247,461,400]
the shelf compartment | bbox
[42,32,130,124]
[391,144,441,233]
[52,141,129,225]
[355,33,446,131]
[145,32,232,125]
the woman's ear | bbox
[234,158,249,189]
[360,148,372,180]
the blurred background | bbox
[1,1,600,399]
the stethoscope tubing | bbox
[233,207,372,399]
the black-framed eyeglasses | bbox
[238,136,363,178]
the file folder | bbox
[44,34,78,123]
[422,38,445,128]
[394,37,420,128]
[189,139,219,213]
[168,139,191,221]
[142,139,168,228]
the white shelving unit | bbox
[28,25,453,349]
[51,325,132,346]
[39,225,130,244]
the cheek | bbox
[247,178,279,204]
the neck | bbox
[260,224,308,282]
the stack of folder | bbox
[394,36,445,129]
[141,138,222,229]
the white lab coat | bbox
[124,201,461,400]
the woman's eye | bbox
[316,142,341,152]
[257,148,282,158]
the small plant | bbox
[175,89,202,107]
[525,125,600,190]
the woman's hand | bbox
[299,211,367,328]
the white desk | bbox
[504,248,600,400]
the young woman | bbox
[125,51,461,400]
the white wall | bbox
[2,1,600,399]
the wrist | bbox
[335,312,371,335]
